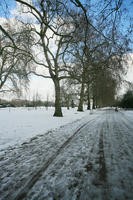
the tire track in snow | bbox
[25,114,106,200]
[2,110,132,200]
[72,115,110,200]
[76,110,133,200]
[98,129,107,182]
[73,118,105,200]
[90,119,110,200]
[105,110,133,200]
[113,112,133,159]
[1,117,97,200]
[9,118,96,200]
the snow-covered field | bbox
[0,107,90,150]
[0,108,133,200]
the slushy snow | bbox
[0,107,133,200]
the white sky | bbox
[126,60,133,82]
[27,76,55,101]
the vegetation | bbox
[118,90,133,109]
[0,0,133,116]
[0,98,54,108]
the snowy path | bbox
[0,109,133,200]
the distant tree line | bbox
[117,90,133,109]
[0,98,55,108]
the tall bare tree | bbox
[14,0,84,116]
[0,20,32,94]
[1,0,132,114]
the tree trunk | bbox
[53,79,63,117]
[66,97,70,110]
[78,82,85,112]
[93,98,95,109]
[87,84,90,110]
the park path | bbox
[0,109,133,200]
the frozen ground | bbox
[0,108,133,200]
[0,107,89,150]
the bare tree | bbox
[0,20,32,94]
[13,0,84,116]
[1,0,132,114]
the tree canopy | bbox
[0,0,133,115]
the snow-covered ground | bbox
[0,108,133,200]
[0,106,91,150]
